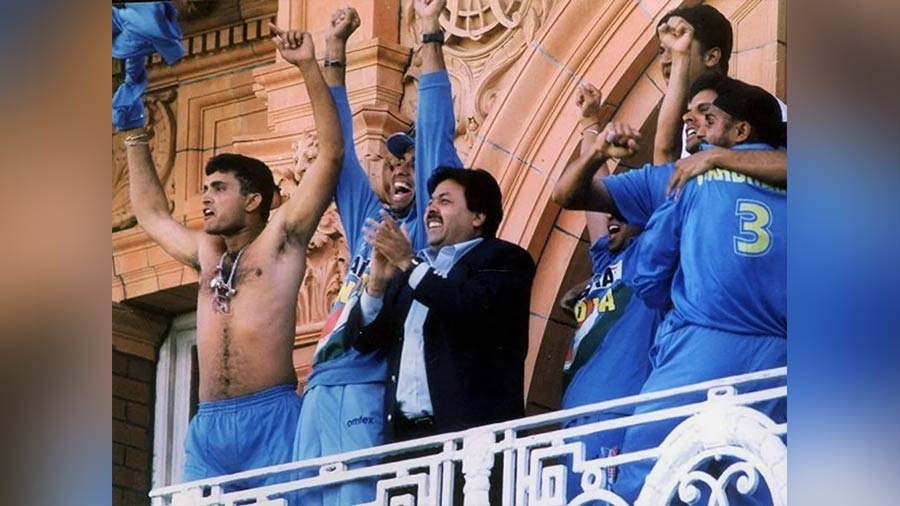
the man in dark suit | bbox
[350,167,535,443]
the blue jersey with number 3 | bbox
[630,144,786,337]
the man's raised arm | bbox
[323,7,360,87]
[125,129,200,269]
[269,25,344,245]
[551,121,641,214]
[416,0,447,73]
[653,17,695,164]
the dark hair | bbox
[688,71,728,101]
[688,73,784,148]
[659,4,733,74]
[427,167,504,239]
[205,153,276,222]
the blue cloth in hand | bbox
[112,2,184,131]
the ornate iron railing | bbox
[149,367,787,506]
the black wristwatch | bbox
[421,31,445,45]
[323,59,345,67]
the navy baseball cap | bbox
[386,132,414,158]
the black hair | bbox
[688,73,784,148]
[659,4,733,74]
[427,167,504,239]
[205,153,276,222]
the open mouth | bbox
[608,223,621,235]
[202,208,214,219]
[426,214,442,230]
[685,127,697,138]
[392,181,412,202]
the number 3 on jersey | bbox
[734,199,772,256]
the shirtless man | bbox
[122,25,343,489]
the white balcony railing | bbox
[149,367,787,506]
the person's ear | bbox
[703,47,722,69]
[472,212,486,229]
[732,120,752,144]
[244,192,262,213]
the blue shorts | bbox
[183,384,302,492]
[612,324,786,504]
[292,382,385,505]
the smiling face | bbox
[424,179,485,250]
[201,171,255,236]
[683,88,748,152]
[607,216,641,253]
[384,147,416,214]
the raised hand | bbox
[328,6,360,41]
[593,121,641,159]
[415,0,446,21]
[575,83,604,129]
[657,15,695,55]
[269,23,316,66]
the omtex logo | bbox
[346,415,376,428]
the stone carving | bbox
[298,205,348,324]
[401,0,551,159]
[275,130,349,325]
[112,90,177,232]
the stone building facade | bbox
[111,0,785,502]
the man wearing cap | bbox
[292,1,462,504]
[614,74,787,504]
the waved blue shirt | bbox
[308,71,463,387]
[112,2,184,131]
[630,144,787,337]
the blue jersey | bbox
[308,72,463,387]
[630,144,786,337]
[603,163,675,227]
[561,235,664,410]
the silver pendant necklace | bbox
[210,246,247,314]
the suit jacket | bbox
[348,237,536,440]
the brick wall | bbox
[113,349,156,506]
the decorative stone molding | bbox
[299,207,347,324]
[112,90,177,232]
